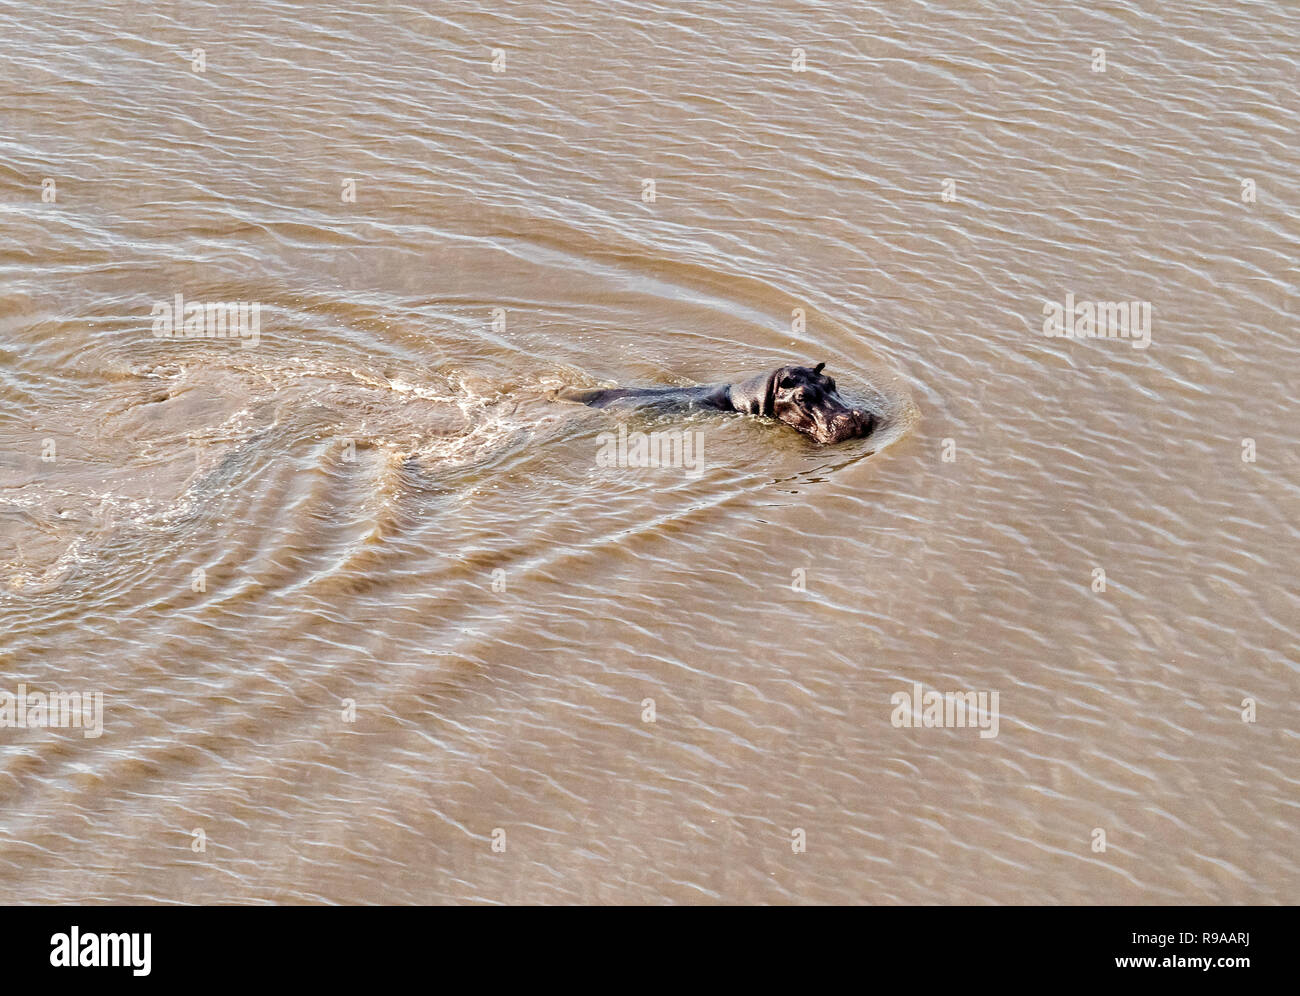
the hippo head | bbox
[763,362,874,444]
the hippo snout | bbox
[837,408,875,442]
[810,405,874,444]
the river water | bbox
[1,0,1296,903]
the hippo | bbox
[558,363,874,444]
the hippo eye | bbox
[778,376,796,390]
[825,378,836,391]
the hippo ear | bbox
[813,362,826,375]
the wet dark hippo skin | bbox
[558,363,875,444]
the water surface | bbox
[0,0,1296,903]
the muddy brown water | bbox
[0,0,1296,903]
